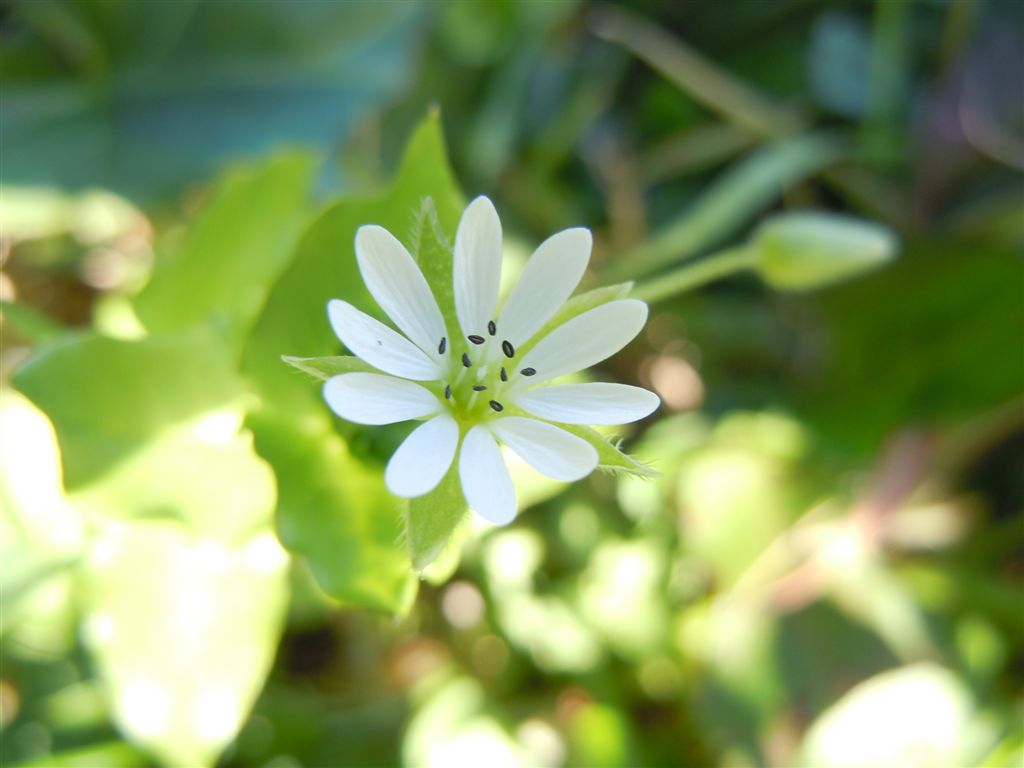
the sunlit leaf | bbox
[134,153,317,351]
[13,329,246,487]
[81,521,289,767]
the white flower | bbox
[323,196,659,525]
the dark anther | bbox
[444,385,452,400]
[473,385,487,391]
[438,337,447,354]
[489,400,504,412]
[462,353,472,368]
[501,340,515,358]
[500,367,508,382]
[520,367,536,376]
[487,320,497,336]
[468,334,485,345]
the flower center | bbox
[437,322,536,424]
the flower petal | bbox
[518,299,648,383]
[453,196,502,337]
[513,383,660,425]
[491,417,598,482]
[327,300,441,381]
[355,225,447,357]
[497,227,591,347]
[385,414,459,498]
[323,373,439,425]
[459,424,516,525]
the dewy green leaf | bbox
[134,153,316,353]
[281,355,377,381]
[241,111,462,612]
[81,521,289,768]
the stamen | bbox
[489,400,504,412]
[500,367,508,382]
[438,337,447,354]
[501,340,515,358]
[444,384,452,400]
[462,353,472,368]
[520,367,536,376]
[487,320,497,336]
[473,385,487,391]
[468,334,485,345]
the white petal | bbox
[459,424,516,525]
[454,196,502,337]
[513,383,660,425]
[327,300,441,381]
[491,417,598,482]
[385,414,459,498]
[323,373,439,425]
[497,227,591,347]
[355,225,447,357]
[518,299,648,383]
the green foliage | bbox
[242,112,463,602]
[133,154,317,352]
[0,0,423,196]
[3,3,1022,767]
[81,522,289,767]
[13,329,247,487]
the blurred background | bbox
[2,1,1022,766]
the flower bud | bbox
[753,212,897,290]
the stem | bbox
[605,132,847,282]
[632,246,756,304]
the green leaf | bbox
[281,355,377,381]
[81,521,289,768]
[134,153,317,352]
[241,112,463,612]
[0,389,82,655]
[2,2,424,197]
[13,329,246,487]
[406,463,468,571]
[68,408,276,544]
[555,423,658,478]
[249,414,417,613]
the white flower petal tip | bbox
[354,225,447,357]
[459,425,516,525]
[520,299,649,383]
[327,299,440,381]
[491,417,598,482]
[323,373,439,425]
[385,414,459,498]
[454,196,503,337]
[513,383,660,425]
[498,227,592,347]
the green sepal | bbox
[554,423,659,478]
[281,355,377,381]
[405,461,468,571]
